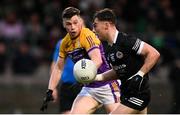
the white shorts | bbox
[77,80,121,104]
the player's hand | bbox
[127,72,144,92]
[40,89,54,111]
[52,88,58,103]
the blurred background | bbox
[0,0,179,114]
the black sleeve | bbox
[123,34,142,54]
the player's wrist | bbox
[47,89,53,92]
[47,89,53,94]
[137,70,145,77]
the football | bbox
[73,59,97,84]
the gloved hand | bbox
[40,89,54,111]
[127,71,144,92]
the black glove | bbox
[127,74,143,92]
[40,89,54,111]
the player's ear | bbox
[62,21,66,28]
[80,17,86,27]
[79,17,85,27]
[62,18,67,28]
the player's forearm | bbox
[89,48,103,69]
[50,61,56,75]
[48,66,62,90]
[140,48,160,75]
[94,59,102,69]
[95,69,118,81]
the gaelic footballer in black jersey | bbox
[106,32,150,111]
[93,8,160,114]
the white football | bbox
[73,59,97,83]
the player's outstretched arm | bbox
[95,69,118,81]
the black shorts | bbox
[58,82,82,112]
[120,76,151,111]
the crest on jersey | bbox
[116,51,123,59]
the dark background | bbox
[0,0,179,113]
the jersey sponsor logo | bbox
[108,51,123,63]
[109,53,115,62]
[113,64,126,71]
[67,48,87,62]
[128,97,144,106]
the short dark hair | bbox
[62,7,80,19]
[93,8,116,24]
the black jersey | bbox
[106,32,151,111]
[106,32,145,82]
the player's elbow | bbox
[157,51,160,61]
[153,50,160,63]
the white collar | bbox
[113,30,119,44]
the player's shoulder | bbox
[81,27,92,33]
[80,27,96,40]
[80,28,100,46]
[118,32,129,38]
[60,33,71,49]
[62,33,71,43]
[118,32,138,42]
[119,32,141,39]
[81,27,95,36]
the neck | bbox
[107,27,117,45]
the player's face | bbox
[93,18,107,41]
[63,15,83,39]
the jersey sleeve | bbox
[80,28,101,53]
[123,34,144,54]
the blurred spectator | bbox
[25,12,47,63]
[147,29,176,66]
[158,0,176,32]
[0,39,7,73]
[42,25,61,62]
[79,0,105,28]
[169,55,180,113]
[166,32,180,113]
[12,41,38,74]
[0,10,25,40]
[79,0,105,12]
[25,12,46,46]
[0,10,26,59]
